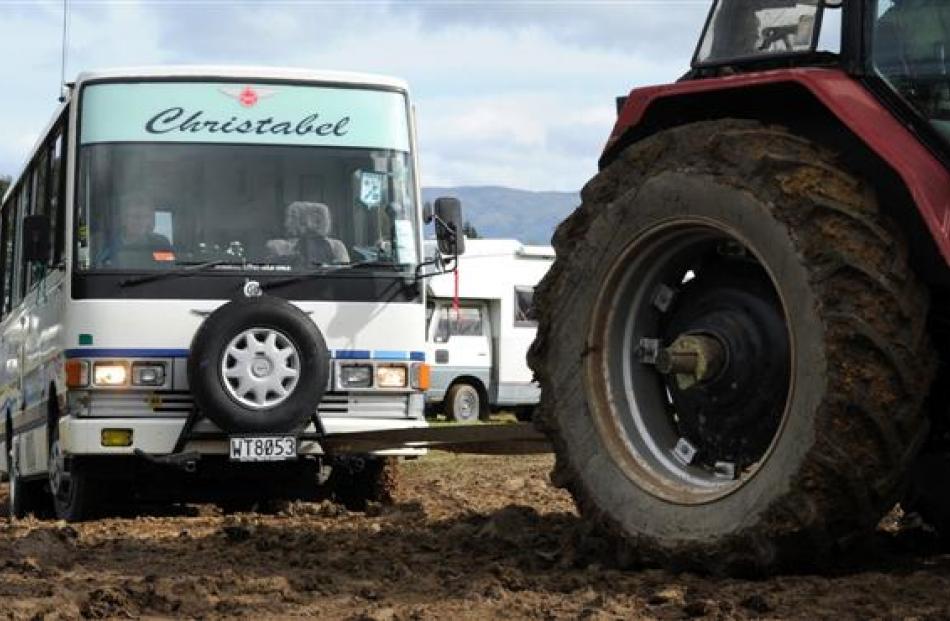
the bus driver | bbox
[96,193,175,268]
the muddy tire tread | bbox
[528,119,935,572]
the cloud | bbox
[396,1,710,56]
[0,1,709,191]
[418,91,615,190]
[0,2,169,176]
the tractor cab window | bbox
[873,1,950,143]
[695,0,826,66]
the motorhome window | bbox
[426,302,435,333]
[435,306,483,341]
[514,286,537,327]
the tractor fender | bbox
[604,67,950,270]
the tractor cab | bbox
[692,0,950,148]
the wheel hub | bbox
[652,333,726,390]
[250,356,274,378]
[221,328,301,410]
[657,269,790,472]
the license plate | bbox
[229,436,297,462]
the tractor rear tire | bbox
[528,119,934,573]
[905,453,950,538]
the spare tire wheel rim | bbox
[221,327,301,409]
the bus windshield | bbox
[76,81,418,273]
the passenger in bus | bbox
[266,201,349,267]
[96,193,175,268]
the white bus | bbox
[0,66,459,520]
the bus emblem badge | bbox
[219,86,275,108]
[243,280,263,298]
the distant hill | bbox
[421,186,579,245]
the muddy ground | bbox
[0,452,949,620]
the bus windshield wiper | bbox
[262,260,410,290]
[119,259,245,288]
[329,260,409,272]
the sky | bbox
[0,0,712,192]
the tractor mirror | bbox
[434,197,465,256]
[22,214,51,265]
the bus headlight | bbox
[376,364,408,388]
[340,364,373,388]
[93,362,129,386]
[132,362,165,386]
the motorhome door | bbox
[427,301,492,382]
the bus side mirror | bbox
[22,214,51,265]
[434,197,465,256]
[422,202,433,225]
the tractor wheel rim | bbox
[221,327,301,410]
[587,220,792,505]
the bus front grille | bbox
[78,391,411,419]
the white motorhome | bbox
[0,66,451,520]
[425,239,553,422]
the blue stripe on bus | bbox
[65,348,190,358]
[372,350,408,360]
[65,348,427,361]
[334,350,372,360]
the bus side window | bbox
[25,145,51,291]
[49,124,67,266]
[0,192,17,318]
[16,178,31,302]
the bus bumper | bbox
[58,415,429,457]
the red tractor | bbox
[530,0,950,572]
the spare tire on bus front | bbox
[188,296,330,434]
